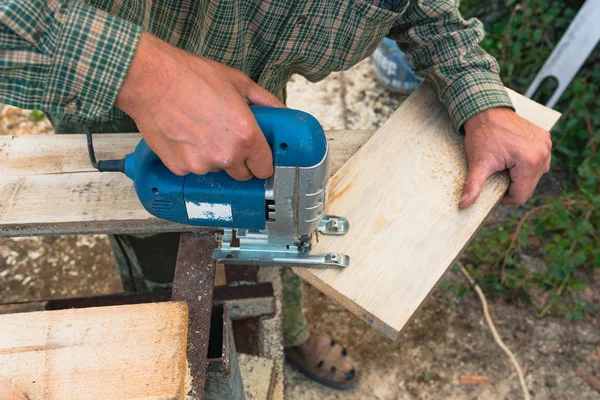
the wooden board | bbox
[0,134,139,176]
[0,302,188,400]
[0,130,372,237]
[293,84,561,340]
[0,86,560,341]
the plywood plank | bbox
[0,130,372,237]
[0,302,189,400]
[293,84,561,340]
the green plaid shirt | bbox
[0,0,513,131]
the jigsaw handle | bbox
[124,107,326,180]
[251,106,326,167]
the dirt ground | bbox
[1,235,598,399]
[1,59,599,399]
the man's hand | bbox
[459,107,552,208]
[116,33,285,180]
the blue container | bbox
[373,38,423,94]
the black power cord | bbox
[84,127,126,173]
[84,129,135,290]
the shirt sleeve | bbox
[388,0,514,132]
[0,0,141,122]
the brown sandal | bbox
[285,331,358,390]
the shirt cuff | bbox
[41,1,142,122]
[440,71,514,133]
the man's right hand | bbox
[115,33,285,180]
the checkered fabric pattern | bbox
[0,0,513,130]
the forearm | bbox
[0,0,141,122]
[389,0,514,131]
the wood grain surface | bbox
[0,302,189,400]
[293,84,561,340]
[0,130,372,236]
[0,85,560,341]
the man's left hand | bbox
[459,107,552,209]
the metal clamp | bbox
[318,215,350,235]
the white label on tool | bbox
[186,201,233,222]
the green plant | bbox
[29,110,46,122]
[461,196,599,319]
[452,0,600,319]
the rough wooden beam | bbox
[0,302,189,400]
[0,130,372,237]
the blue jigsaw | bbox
[88,107,350,268]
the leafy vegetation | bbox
[453,0,599,319]
[29,109,46,122]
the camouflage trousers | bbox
[49,111,309,347]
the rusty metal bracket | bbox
[171,232,219,400]
[0,231,280,399]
